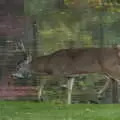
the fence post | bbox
[112,79,118,103]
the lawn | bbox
[0,101,120,120]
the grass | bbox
[0,101,120,120]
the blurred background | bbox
[0,0,120,104]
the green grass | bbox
[0,101,120,120]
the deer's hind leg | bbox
[97,75,111,99]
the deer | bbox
[13,45,120,104]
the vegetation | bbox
[25,0,120,54]
[0,101,120,120]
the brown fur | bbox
[30,47,120,79]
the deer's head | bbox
[12,40,32,79]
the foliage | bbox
[0,101,120,120]
[25,0,56,16]
[25,0,120,53]
[39,21,93,53]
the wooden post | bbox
[32,21,37,59]
[112,79,118,103]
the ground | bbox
[0,101,120,120]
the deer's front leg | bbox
[37,79,46,101]
[67,77,75,104]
